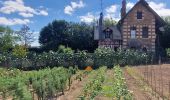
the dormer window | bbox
[104,28,112,39]
[137,11,142,19]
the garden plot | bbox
[125,64,170,100]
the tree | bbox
[160,17,170,49]
[17,25,34,47]
[12,45,28,58]
[104,18,117,27]
[0,26,18,52]
[39,20,69,51]
[39,20,98,52]
[0,26,13,33]
[68,22,97,52]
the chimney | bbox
[121,0,126,18]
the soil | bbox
[124,68,151,100]
[134,64,170,99]
[57,74,89,100]
[94,70,114,100]
[43,64,170,100]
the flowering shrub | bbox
[0,47,152,69]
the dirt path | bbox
[124,69,149,100]
[57,74,89,100]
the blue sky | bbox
[0,0,170,46]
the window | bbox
[137,11,142,19]
[105,31,111,38]
[130,27,136,39]
[104,28,112,39]
[142,27,148,38]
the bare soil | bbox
[57,74,89,100]
[54,64,170,100]
[134,64,170,99]
[124,69,149,100]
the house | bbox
[94,0,166,52]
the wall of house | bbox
[122,3,156,52]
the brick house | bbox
[94,0,166,52]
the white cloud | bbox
[19,12,34,18]
[79,13,95,23]
[64,6,73,15]
[149,1,170,16]
[38,10,48,16]
[105,5,120,21]
[105,5,117,14]
[0,17,30,25]
[0,0,48,18]
[123,1,170,17]
[127,2,134,10]
[31,31,40,47]
[126,1,170,17]
[64,0,85,15]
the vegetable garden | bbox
[0,47,162,100]
[0,65,135,100]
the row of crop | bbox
[79,66,107,99]
[111,65,133,99]
[0,67,77,100]
[0,47,152,69]
[101,65,133,99]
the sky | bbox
[0,0,170,46]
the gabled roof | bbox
[118,0,166,26]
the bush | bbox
[166,48,170,57]
[0,47,153,69]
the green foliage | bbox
[0,67,76,99]
[0,33,19,52]
[104,19,117,27]
[0,26,13,33]
[0,26,19,53]
[102,65,133,99]
[57,45,74,54]
[81,66,107,99]
[0,47,152,69]
[112,65,132,99]
[166,48,170,57]
[160,16,170,49]
[94,47,151,67]
[12,45,28,58]
[39,20,97,52]
[13,81,32,100]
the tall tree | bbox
[17,25,34,47]
[39,20,97,52]
[39,20,69,51]
[68,22,97,51]
[160,17,170,49]
[0,26,18,52]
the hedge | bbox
[0,47,153,70]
